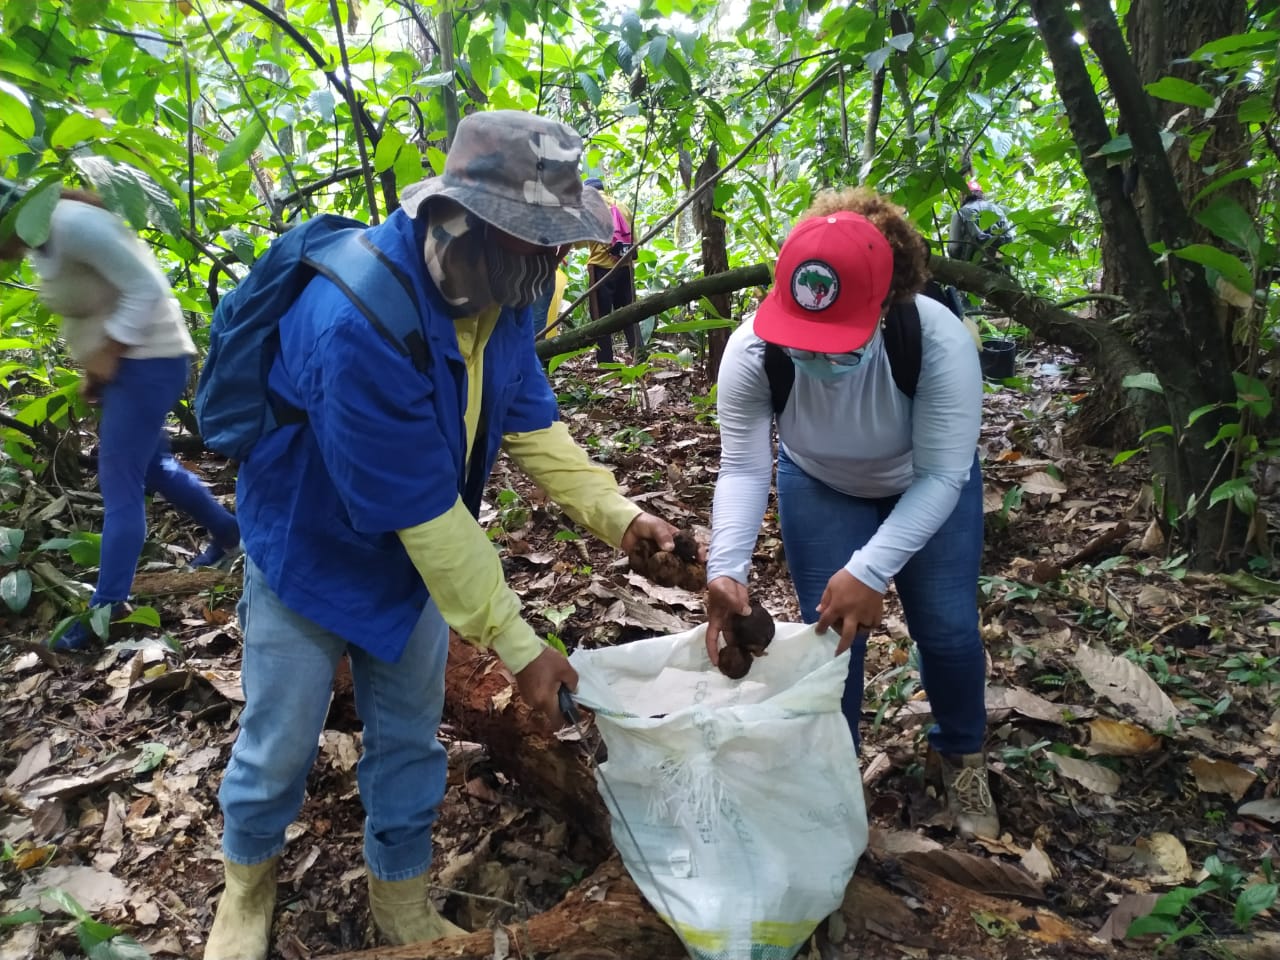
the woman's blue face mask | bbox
[787,347,864,381]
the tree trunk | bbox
[1031,0,1248,568]
[694,146,732,380]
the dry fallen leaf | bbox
[1020,844,1056,885]
[1188,756,1256,802]
[1051,754,1122,795]
[1133,833,1192,885]
[1238,798,1280,824]
[992,686,1094,724]
[6,741,53,788]
[1020,471,1067,495]
[1097,893,1161,941]
[1085,718,1163,757]
[1074,643,1181,733]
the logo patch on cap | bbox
[791,260,839,312]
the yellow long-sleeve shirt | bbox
[396,311,640,673]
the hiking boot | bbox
[368,873,467,945]
[937,752,1000,840]
[204,857,278,960]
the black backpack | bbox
[763,284,964,414]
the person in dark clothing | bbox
[582,177,639,364]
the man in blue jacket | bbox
[205,111,679,959]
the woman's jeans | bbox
[218,560,450,881]
[93,356,239,605]
[776,449,986,756]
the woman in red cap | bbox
[705,188,996,839]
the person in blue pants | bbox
[0,181,241,651]
[704,187,996,840]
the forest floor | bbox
[2,338,1280,960]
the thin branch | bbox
[551,60,843,328]
[537,265,771,359]
[328,0,380,222]
[195,1,303,214]
[231,0,381,145]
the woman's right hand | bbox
[705,575,751,666]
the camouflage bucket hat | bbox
[400,111,612,247]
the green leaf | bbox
[133,742,167,775]
[1125,913,1178,937]
[86,934,151,960]
[1090,134,1132,158]
[578,72,601,106]
[77,917,121,947]
[1209,477,1251,509]
[0,526,24,562]
[424,146,447,176]
[547,346,593,374]
[1192,31,1279,60]
[1122,372,1163,394]
[306,90,336,120]
[1,569,32,613]
[0,908,43,926]
[373,127,405,174]
[412,71,454,89]
[1234,882,1278,930]
[15,181,61,248]
[888,31,914,51]
[654,317,736,334]
[1233,372,1272,419]
[1218,571,1280,598]
[1144,76,1214,109]
[1172,244,1252,292]
[217,117,267,173]
[90,604,113,639]
[0,79,34,139]
[1112,448,1142,466]
[117,605,160,627]
[621,11,644,50]
[1195,197,1260,256]
[50,111,105,149]
[45,889,91,922]
[647,34,667,68]
[1238,95,1271,124]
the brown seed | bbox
[718,645,751,679]
[730,600,775,657]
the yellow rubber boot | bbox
[368,873,467,945]
[204,857,279,960]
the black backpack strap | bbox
[882,300,923,399]
[763,342,795,416]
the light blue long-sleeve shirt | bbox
[709,294,982,594]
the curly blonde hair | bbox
[799,187,930,303]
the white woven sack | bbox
[571,622,867,960]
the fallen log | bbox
[324,856,686,960]
[442,633,610,845]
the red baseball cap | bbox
[753,212,894,353]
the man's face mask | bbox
[422,200,562,315]
[787,347,865,381]
[484,227,560,308]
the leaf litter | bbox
[1,343,1279,958]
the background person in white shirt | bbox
[0,181,241,651]
[704,188,997,839]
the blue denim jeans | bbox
[776,449,986,755]
[94,356,239,604]
[218,560,450,880]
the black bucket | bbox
[980,338,1017,380]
